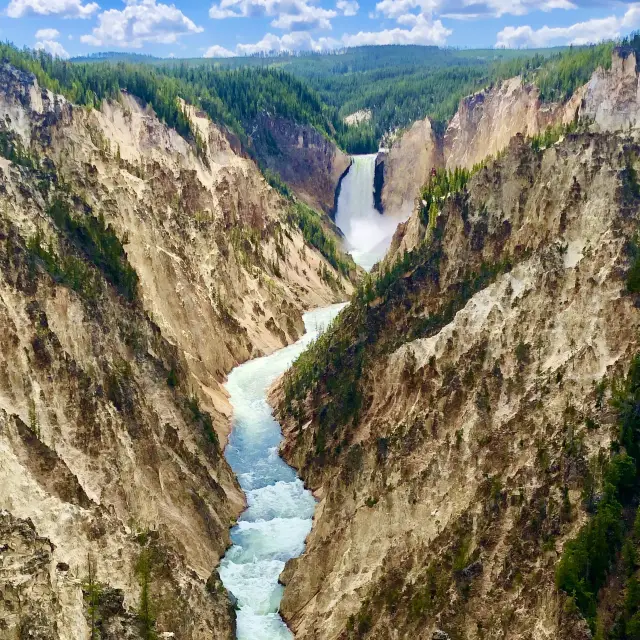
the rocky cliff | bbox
[380,48,639,218]
[442,76,578,172]
[580,49,640,132]
[0,63,354,640]
[378,119,443,218]
[250,111,351,217]
[273,130,640,639]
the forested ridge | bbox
[1,37,636,157]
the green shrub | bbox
[28,231,102,299]
[185,395,218,449]
[626,236,640,294]
[135,549,158,640]
[418,167,470,227]
[286,201,354,277]
[46,198,138,302]
[0,130,39,169]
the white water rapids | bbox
[219,154,402,639]
[219,304,346,639]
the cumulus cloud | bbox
[271,4,336,29]
[35,39,70,57]
[342,17,451,46]
[35,28,61,39]
[495,3,640,47]
[81,0,203,47]
[204,43,237,56]
[7,0,98,18]
[230,12,450,55]
[336,0,358,15]
[209,0,337,29]
[375,0,579,21]
[234,30,340,55]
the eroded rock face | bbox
[0,64,354,639]
[581,49,640,132]
[380,119,444,218]
[251,112,351,216]
[442,76,576,172]
[380,49,640,218]
[274,132,640,640]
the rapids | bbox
[220,153,401,639]
[219,303,346,639]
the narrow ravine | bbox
[219,303,346,639]
[219,153,404,639]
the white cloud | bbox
[35,28,61,39]
[81,0,203,47]
[495,3,640,47]
[7,0,98,18]
[271,5,336,29]
[204,43,237,56]
[232,13,450,54]
[35,39,70,57]
[235,30,340,55]
[342,14,451,46]
[375,0,578,21]
[336,0,358,15]
[209,0,337,29]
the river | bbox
[219,154,400,639]
[219,304,346,639]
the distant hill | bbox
[8,41,623,153]
[70,51,163,63]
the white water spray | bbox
[219,304,346,640]
[335,153,405,271]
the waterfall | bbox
[335,153,404,271]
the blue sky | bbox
[2,0,640,59]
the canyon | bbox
[0,62,354,639]
[1,41,640,640]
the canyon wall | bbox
[274,130,640,639]
[250,112,351,217]
[580,50,640,132]
[378,119,443,218]
[0,63,354,639]
[380,48,639,218]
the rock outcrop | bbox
[274,131,640,639]
[379,119,443,218]
[0,63,354,639]
[443,76,575,171]
[580,49,640,132]
[380,48,640,217]
[251,112,351,217]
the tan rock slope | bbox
[274,131,640,639]
[0,62,354,639]
[378,119,443,218]
[380,48,640,218]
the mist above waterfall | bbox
[335,154,407,271]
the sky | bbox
[2,0,640,60]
